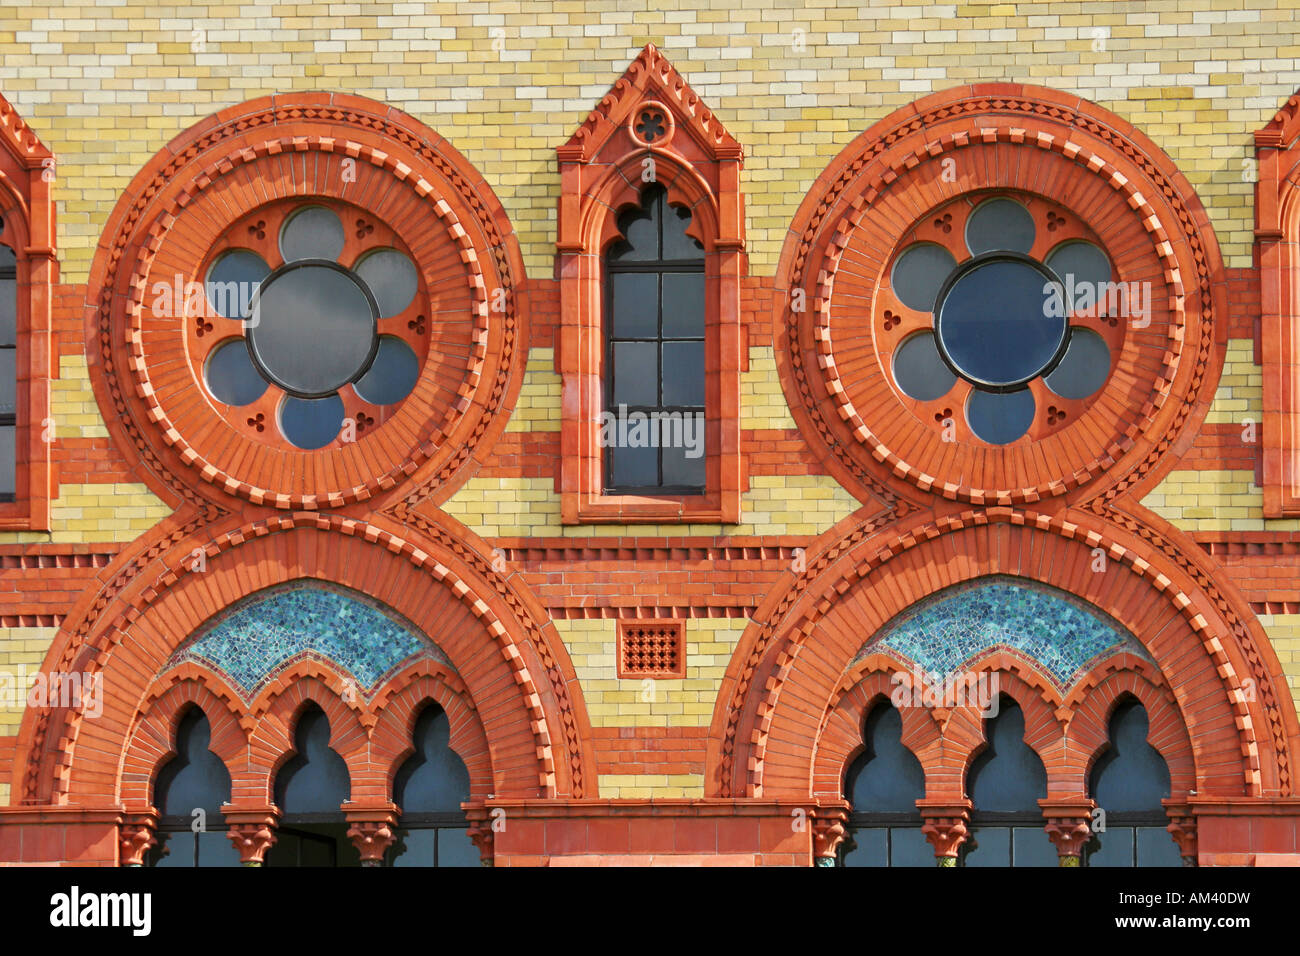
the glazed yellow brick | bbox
[1205,339,1263,424]
[560,617,745,728]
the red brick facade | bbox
[2,58,1299,867]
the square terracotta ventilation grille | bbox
[618,620,686,679]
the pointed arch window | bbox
[266,705,355,867]
[386,704,478,867]
[1085,698,1182,866]
[839,703,931,867]
[145,708,240,867]
[0,90,56,530]
[960,698,1057,867]
[556,44,744,523]
[604,184,706,492]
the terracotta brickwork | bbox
[0,3,1299,866]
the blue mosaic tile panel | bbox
[169,583,444,698]
[860,576,1147,689]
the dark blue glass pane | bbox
[610,273,658,338]
[966,198,1036,255]
[250,264,375,396]
[937,258,1065,386]
[661,273,704,337]
[0,425,14,497]
[842,828,887,867]
[662,439,705,488]
[0,245,14,268]
[968,700,1047,812]
[1136,826,1183,866]
[196,830,242,867]
[964,826,1011,866]
[154,709,232,817]
[1088,826,1135,867]
[846,705,925,813]
[206,250,269,320]
[893,332,955,402]
[353,335,419,406]
[892,243,957,313]
[0,349,13,414]
[274,706,350,814]
[1091,699,1171,813]
[205,338,267,407]
[966,387,1035,445]
[437,828,480,867]
[355,248,418,317]
[151,832,194,868]
[1012,826,1058,866]
[661,341,704,406]
[388,827,436,867]
[0,271,15,344]
[613,342,658,406]
[279,393,344,450]
[891,827,934,867]
[394,706,470,814]
[609,443,657,487]
[663,201,704,260]
[1044,327,1110,400]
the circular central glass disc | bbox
[935,256,1067,388]
[248,261,378,397]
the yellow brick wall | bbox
[504,347,561,433]
[1,1,1296,286]
[560,617,744,728]
[3,2,1300,799]
[1258,614,1300,720]
[442,473,862,537]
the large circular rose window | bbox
[195,200,424,450]
[884,194,1122,445]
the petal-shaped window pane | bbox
[279,206,345,263]
[205,338,267,406]
[1044,327,1110,399]
[353,336,419,405]
[355,249,418,318]
[891,243,957,313]
[661,273,705,338]
[1044,241,1112,298]
[206,250,269,320]
[965,198,1036,255]
[279,393,344,450]
[662,340,704,406]
[892,331,955,401]
[249,263,376,397]
[936,258,1066,387]
[610,273,658,338]
[966,387,1035,445]
[663,202,704,260]
[612,342,658,406]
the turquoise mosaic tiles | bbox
[168,581,450,699]
[858,576,1149,690]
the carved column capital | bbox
[119,809,159,867]
[1039,797,1095,865]
[222,805,279,866]
[344,804,400,866]
[810,805,850,866]
[1162,799,1198,866]
[917,798,972,865]
[464,804,495,867]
